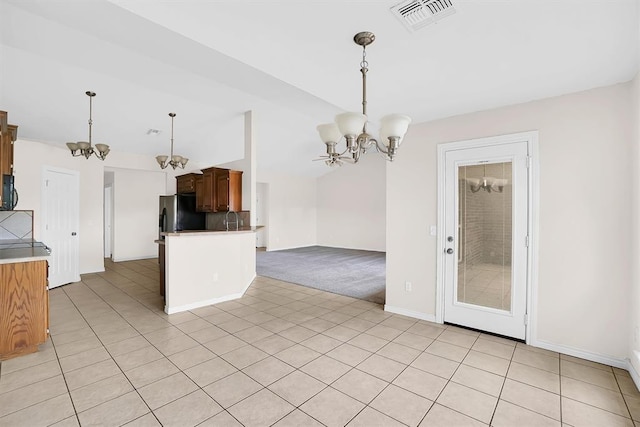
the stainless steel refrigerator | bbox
[158,194,205,238]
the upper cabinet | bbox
[186,167,242,213]
[0,111,17,209]
[176,173,200,194]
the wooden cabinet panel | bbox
[201,168,214,212]
[195,175,205,212]
[214,169,229,212]
[0,111,17,208]
[176,173,199,194]
[0,260,48,360]
[196,167,242,213]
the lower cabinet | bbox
[0,260,49,360]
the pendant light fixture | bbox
[315,32,411,166]
[66,91,110,160]
[156,113,188,170]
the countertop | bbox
[0,239,51,264]
[158,226,263,240]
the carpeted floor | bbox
[256,246,386,304]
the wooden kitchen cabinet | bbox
[0,111,17,208]
[198,167,242,212]
[195,174,205,212]
[176,173,200,194]
[0,260,49,360]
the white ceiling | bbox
[1,0,637,177]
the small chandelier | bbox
[156,113,188,170]
[66,91,110,160]
[316,31,412,166]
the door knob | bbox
[445,248,454,254]
[71,232,77,236]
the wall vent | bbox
[390,0,456,32]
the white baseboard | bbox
[384,305,437,323]
[529,338,627,369]
[111,255,157,263]
[628,351,640,391]
[165,273,256,315]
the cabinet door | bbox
[195,175,205,212]
[202,170,214,212]
[0,261,48,360]
[214,169,230,212]
[176,174,197,194]
[228,171,243,212]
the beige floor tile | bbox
[153,389,222,427]
[274,344,321,368]
[348,333,390,352]
[125,357,179,388]
[176,318,216,334]
[393,331,434,351]
[618,375,640,397]
[105,335,151,357]
[234,325,274,343]
[123,412,162,426]
[252,334,295,355]
[184,357,237,388]
[268,371,327,407]
[471,338,515,360]
[407,324,445,340]
[228,389,294,427]
[436,381,497,423]
[262,318,297,333]
[393,366,448,400]
[198,410,243,427]
[0,345,56,375]
[323,325,362,342]
[347,406,405,426]
[561,396,634,427]
[138,371,198,410]
[70,373,133,412]
[370,384,433,426]
[50,415,81,427]
[357,354,407,382]
[301,333,343,353]
[220,344,268,370]
[380,316,418,332]
[561,376,630,417]
[492,399,560,427]
[167,345,216,370]
[451,364,504,397]
[561,359,619,391]
[376,341,421,365]
[0,393,75,427]
[340,317,376,333]
[507,361,560,393]
[153,334,199,356]
[366,324,404,341]
[300,387,365,427]
[437,330,478,348]
[327,343,373,366]
[58,347,111,373]
[114,345,164,371]
[243,356,295,386]
[411,352,460,379]
[300,354,351,384]
[426,340,470,362]
[143,326,185,345]
[0,359,61,394]
[624,393,640,421]
[0,375,68,418]
[463,350,510,376]
[332,369,388,404]
[479,333,517,347]
[272,409,324,427]
[55,336,104,359]
[203,334,247,355]
[614,367,632,378]
[97,326,140,345]
[77,391,149,426]
[512,347,559,373]
[203,371,262,408]
[188,325,229,344]
[561,354,613,372]
[419,403,487,426]
[501,378,560,420]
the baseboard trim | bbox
[111,255,157,262]
[384,305,437,322]
[165,273,256,315]
[628,352,640,391]
[529,338,627,369]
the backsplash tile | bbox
[0,210,33,240]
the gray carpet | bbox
[256,246,386,304]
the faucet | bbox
[225,210,239,231]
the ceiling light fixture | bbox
[315,31,412,167]
[66,91,110,160]
[156,113,188,170]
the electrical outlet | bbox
[405,281,412,292]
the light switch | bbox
[430,225,437,236]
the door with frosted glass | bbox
[443,142,528,339]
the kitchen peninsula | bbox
[160,228,257,314]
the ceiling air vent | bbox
[391,0,456,32]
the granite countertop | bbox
[159,226,263,239]
[0,239,51,264]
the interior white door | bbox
[443,141,529,339]
[42,167,80,288]
[104,185,112,258]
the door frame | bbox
[436,131,539,344]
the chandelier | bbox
[316,31,411,166]
[66,91,110,160]
[156,113,188,170]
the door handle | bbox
[71,232,77,236]
[445,248,454,254]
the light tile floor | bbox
[1,258,639,426]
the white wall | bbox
[387,82,633,361]
[316,153,386,251]
[630,72,640,377]
[14,139,201,273]
[110,167,166,261]
[256,171,317,251]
